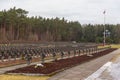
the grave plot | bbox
[0,43,97,66]
[6,48,117,75]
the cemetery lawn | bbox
[98,44,120,48]
[0,74,49,80]
[110,44,120,48]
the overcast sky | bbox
[0,0,120,24]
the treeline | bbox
[0,7,120,43]
[82,24,120,43]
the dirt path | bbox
[48,49,120,80]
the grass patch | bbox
[98,45,111,48]
[98,44,120,49]
[110,44,120,48]
[0,74,49,80]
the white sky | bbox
[0,0,120,24]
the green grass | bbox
[98,44,120,48]
[0,74,50,80]
[110,44,120,48]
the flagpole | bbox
[103,10,106,46]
